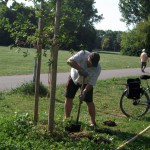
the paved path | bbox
[0,67,149,91]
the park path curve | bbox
[0,67,149,91]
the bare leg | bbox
[86,102,96,124]
[64,98,73,118]
[141,64,144,72]
[143,65,146,72]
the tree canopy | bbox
[119,0,150,25]
[119,0,150,56]
[0,0,103,50]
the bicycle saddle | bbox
[140,75,150,80]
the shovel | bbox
[65,77,85,132]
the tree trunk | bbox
[48,0,61,132]
[33,0,44,123]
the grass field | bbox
[0,78,150,149]
[0,46,142,75]
[0,46,150,149]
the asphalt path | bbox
[0,67,149,91]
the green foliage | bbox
[121,30,141,56]
[2,113,33,137]
[121,16,150,56]
[0,113,34,149]
[102,36,110,50]
[119,0,150,24]
[9,2,37,47]
[0,78,150,149]
[98,30,122,51]
[0,0,103,50]
[0,92,5,100]
[59,0,103,50]
[135,17,150,53]
[10,81,49,97]
[119,1,150,56]
[0,2,14,45]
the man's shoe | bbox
[89,123,97,130]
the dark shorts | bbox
[141,62,147,67]
[64,76,93,102]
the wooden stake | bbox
[116,125,150,150]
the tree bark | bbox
[48,0,61,132]
[33,0,44,123]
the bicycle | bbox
[120,75,150,118]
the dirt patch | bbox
[67,120,117,144]
[103,120,117,127]
[68,130,112,144]
[95,128,117,135]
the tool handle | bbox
[76,77,85,124]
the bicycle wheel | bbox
[120,89,150,118]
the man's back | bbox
[140,52,148,62]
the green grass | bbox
[0,46,150,149]
[0,46,71,75]
[0,78,150,149]
[0,46,143,75]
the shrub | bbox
[10,81,49,97]
[0,92,5,100]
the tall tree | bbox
[101,30,122,51]
[59,0,103,50]
[119,0,150,56]
[94,30,106,49]
[119,0,150,25]
[121,29,140,56]
[121,17,150,56]
[0,0,14,45]
[136,17,150,52]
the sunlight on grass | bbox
[0,78,150,149]
[1,46,150,149]
[0,46,142,75]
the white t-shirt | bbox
[68,50,101,86]
[140,52,148,62]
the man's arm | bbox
[79,84,93,101]
[82,84,93,94]
[67,59,82,71]
[67,59,88,77]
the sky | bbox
[94,0,128,31]
[8,0,128,31]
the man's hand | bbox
[79,92,86,102]
[78,68,88,77]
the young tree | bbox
[34,0,44,123]
[3,0,100,132]
[48,0,61,132]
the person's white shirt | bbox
[68,50,101,85]
[140,52,148,62]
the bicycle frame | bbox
[120,75,150,118]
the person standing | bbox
[140,49,149,72]
[64,50,101,127]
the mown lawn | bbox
[0,78,150,149]
[0,46,150,149]
[0,46,142,75]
